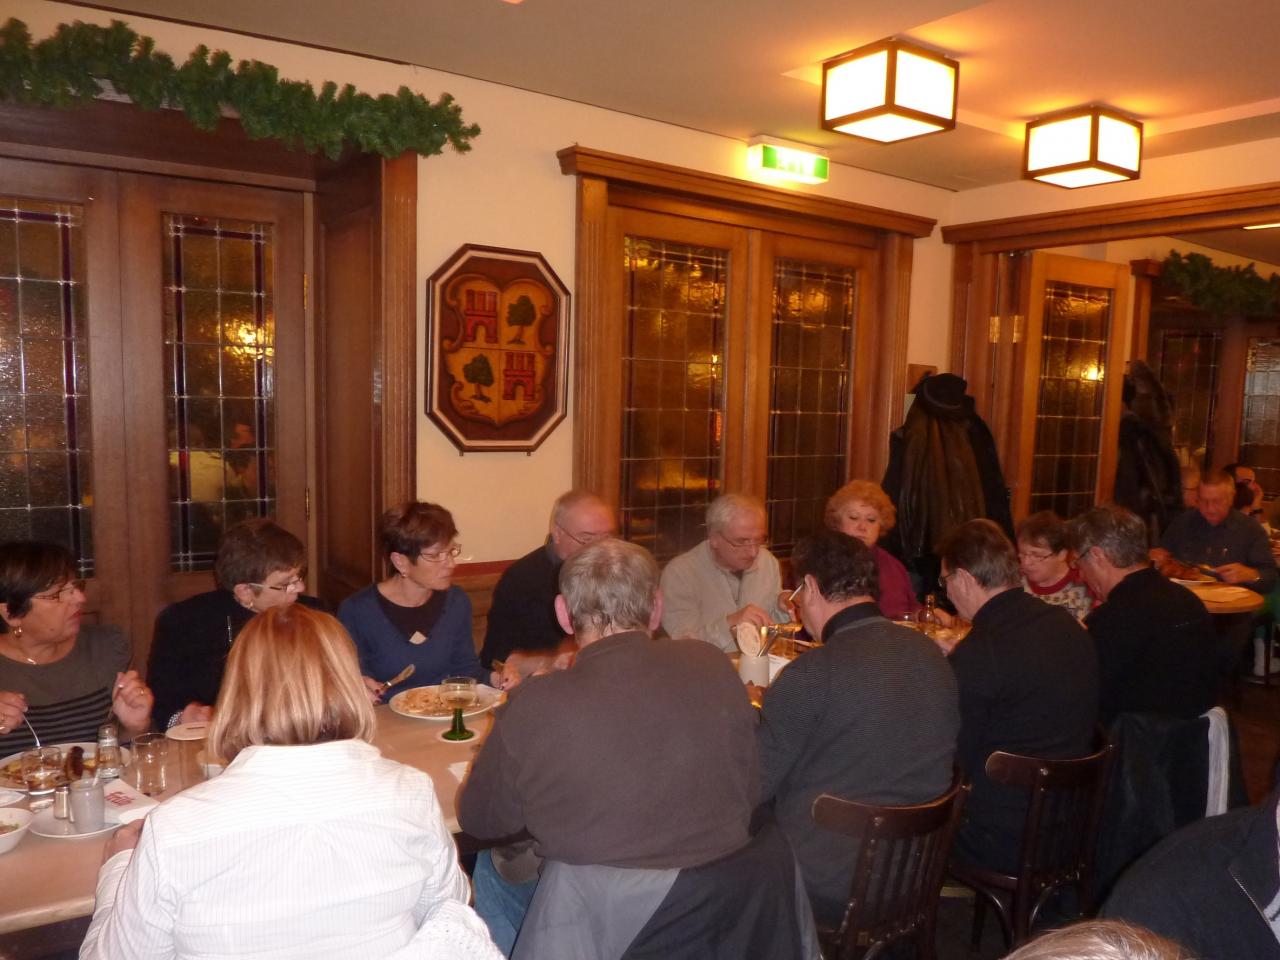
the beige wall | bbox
[20,1,1280,560]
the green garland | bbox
[1160,250,1280,317]
[0,18,479,159]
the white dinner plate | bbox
[0,743,132,792]
[0,788,22,806]
[1171,576,1216,586]
[389,684,503,722]
[28,806,119,840]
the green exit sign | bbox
[749,143,830,184]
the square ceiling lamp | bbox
[821,38,958,143]
[1024,106,1143,188]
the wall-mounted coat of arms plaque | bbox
[426,245,570,453]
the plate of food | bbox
[28,806,118,840]
[0,743,132,792]
[389,684,503,722]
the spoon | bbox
[379,664,416,696]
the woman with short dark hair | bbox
[147,518,320,729]
[0,541,152,753]
[338,502,486,701]
[81,605,503,959]
[1016,511,1095,620]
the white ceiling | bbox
[72,0,1280,194]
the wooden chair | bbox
[812,777,968,960]
[950,742,1114,951]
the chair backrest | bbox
[812,776,969,959]
[986,741,1114,922]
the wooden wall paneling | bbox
[1213,323,1249,467]
[991,252,1029,486]
[734,229,772,498]
[1012,253,1051,519]
[377,153,418,512]
[867,232,912,479]
[1096,264,1133,504]
[570,176,619,501]
[316,157,381,601]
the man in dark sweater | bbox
[461,539,800,956]
[939,519,1100,874]
[758,529,959,926]
[478,490,614,670]
[1070,504,1219,722]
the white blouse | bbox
[80,739,502,960]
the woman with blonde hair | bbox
[80,605,502,960]
[825,480,920,620]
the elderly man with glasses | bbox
[479,490,615,674]
[659,493,787,652]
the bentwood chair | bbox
[950,742,1114,951]
[812,776,968,960]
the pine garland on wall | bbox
[0,18,480,159]
[1160,250,1280,317]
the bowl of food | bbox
[0,808,33,854]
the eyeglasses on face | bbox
[33,579,85,602]
[249,575,306,594]
[556,524,612,547]
[937,570,958,589]
[419,544,465,564]
[1017,549,1055,563]
[716,531,768,550]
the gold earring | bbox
[12,624,21,639]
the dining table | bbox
[0,704,495,940]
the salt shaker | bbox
[96,723,121,780]
[53,784,70,819]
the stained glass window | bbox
[1242,338,1280,497]
[0,197,93,574]
[620,236,726,563]
[1156,330,1221,467]
[1028,281,1112,518]
[164,215,275,572]
[766,259,855,557]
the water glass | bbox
[22,747,63,801]
[68,779,105,831]
[132,733,169,796]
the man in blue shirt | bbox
[1152,470,1277,594]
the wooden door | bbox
[1012,252,1131,519]
[0,158,308,663]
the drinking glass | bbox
[132,732,169,796]
[22,747,64,806]
[68,779,105,831]
[440,676,479,742]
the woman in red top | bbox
[825,480,920,620]
[1017,511,1095,621]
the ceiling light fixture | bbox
[1243,222,1280,230]
[746,137,830,184]
[820,38,958,144]
[1023,106,1142,188]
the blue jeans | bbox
[472,849,539,956]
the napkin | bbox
[447,761,470,783]
[103,778,159,824]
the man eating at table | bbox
[458,538,814,958]
[659,493,787,652]
[756,528,959,927]
[1151,470,1277,594]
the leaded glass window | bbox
[1156,330,1222,466]
[620,236,725,563]
[1242,338,1280,497]
[164,215,275,572]
[0,197,92,574]
[1028,281,1111,517]
[766,259,855,557]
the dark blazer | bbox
[1104,790,1280,960]
[148,590,323,725]
[479,541,564,669]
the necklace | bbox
[1,637,38,664]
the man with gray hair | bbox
[460,540,813,957]
[938,519,1099,874]
[1070,504,1217,722]
[659,493,787,652]
[480,490,615,671]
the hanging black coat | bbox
[1113,361,1184,542]
[882,373,1014,568]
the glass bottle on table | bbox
[916,594,943,639]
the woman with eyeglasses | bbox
[147,519,322,730]
[338,502,487,700]
[0,541,153,754]
[1016,511,1095,621]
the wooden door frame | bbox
[944,180,1280,500]
[559,145,934,502]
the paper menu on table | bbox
[103,779,159,824]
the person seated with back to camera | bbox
[659,493,788,652]
[148,519,322,730]
[80,604,503,960]
[338,501,488,702]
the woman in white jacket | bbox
[80,604,501,960]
